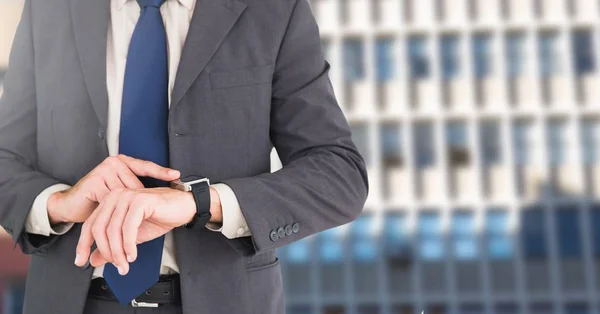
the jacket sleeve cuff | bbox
[207,183,251,239]
[25,184,73,236]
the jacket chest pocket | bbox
[208,65,274,108]
[209,64,273,90]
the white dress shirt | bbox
[24,0,251,278]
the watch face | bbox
[180,175,206,183]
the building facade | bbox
[277,0,600,314]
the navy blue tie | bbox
[103,0,169,305]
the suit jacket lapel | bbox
[171,0,247,109]
[70,0,110,128]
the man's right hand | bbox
[47,154,180,225]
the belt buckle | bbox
[131,299,159,308]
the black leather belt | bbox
[88,275,182,307]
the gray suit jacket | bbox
[0,0,369,313]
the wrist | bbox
[209,187,222,224]
[47,191,66,225]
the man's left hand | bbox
[74,187,221,275]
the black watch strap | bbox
[185,181,212,229]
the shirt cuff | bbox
[207,183,251,239]
[25,184,74,236]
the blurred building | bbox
[1,0,600,314]
[277,0,600,314]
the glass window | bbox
[513,120,533,165]
[581,119,600,165]
[521,207,548,258]
[480,120,502,165]
[452,211,478,260]
[384,212,410,257]
[486,209,512,259]
[380,124,403,167]
[447,122,468,149]
[440,35,460,79]
[473,34,493,78]
[547,120,566,165]
[505,33,525,77]
[285,238,312,264]
[419,212,444,261]
[376,38,395,81]
[572,30,596,75]
[592,205,600,257]
[343,39,365,82]
[351,123,370,166]
[539,32,561,77]
[351,215,378,262]
[414,122,435,168]
[319,227,345,263]
[556,206,582,258]
[408,36,430,79]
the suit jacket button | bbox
[269,230,279,242]
[277,227,286,239]
[285,225,293,236]
[97,129,105,139]
[292,223,300,233]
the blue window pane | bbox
[539,33,561,77]
[376,38,395,81]
[440,35,460,79]
[592,206,600,256]
[522,207,548,258]
[343,39,365,81]
[572,30,596,75]
[381,124,402,161]
[480,121,502,165]
[473,34,493,78]
[414,122,436,167]
[547,120,566,165]
[506,33,525,77]
[385,213,408,244]
[419,212,444,261]
[408,37,430,79]
[447,122,468,149]
[486,210,512,259]
[513,120,532,165]
[581,120,599,164]
[556,206,582,258]
[286,239,311,264]
[319,227,345,263]
[452,211,478,260]
[351,215,378,262]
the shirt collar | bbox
[116,0,194,11]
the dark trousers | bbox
[83,297,183,314]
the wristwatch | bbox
[169,175,212,229]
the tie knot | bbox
[137,0,166,8]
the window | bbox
[473,34,493,78]
[592,205,600,257]
[414,122,435,168]
[380,124,403,167]
[513,120,533,165]
[505,33,525,78]
[486,209,512,260]
[447,121,469,165]
[556,206,582,258]
[547,119,566,165]
[440,35,460,79]
[539,32,561,77]
[376,38,395,81]
[343,39,365,81]
[581,119,599,165]
[572,30,596,75]
[408,36,430,79]
[521,207,548,258]
[351,123,370,165]
[319,227,345,263]
[419,212,444,261]
[480,120,502,165]
[351,215,378,262]
[384,212,410,257]
[452,211,478,260]
[285,238,312,264]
